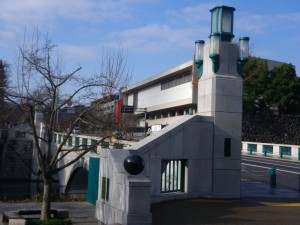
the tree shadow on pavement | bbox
[151,197,300,225]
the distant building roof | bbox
[122,60,193,93]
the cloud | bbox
[101,3,215,53]
[104,24,208,53]
[0,30,16,42]
[0,0,138,26]
[0,0,149,54]
[166,2,215,25]
[59,44,97,61]
[236,12,300,34]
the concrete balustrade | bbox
[242,141,300,160]
[48,132,134,151]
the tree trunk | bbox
[41,177,52,220]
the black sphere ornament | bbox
[123,155,145,175]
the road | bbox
[242,154,300,191]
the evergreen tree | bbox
[243,57,270,113]
[242,57,300,115]
[265,64,300,114]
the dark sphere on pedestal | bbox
[123,155,145,175]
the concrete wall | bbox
[130,115,215,201]
[96,149,152,225]
[137,82,193,110]
[96,115,215,224]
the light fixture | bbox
[209,33,220,73]
[194,40,205,76]
[237,37,250,75]
[195,5,249,76]
[210,6,235,42]
[239,37,250,60]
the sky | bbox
[0,0,299,89]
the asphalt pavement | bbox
[242,154,300,191]
[1,181,300,225]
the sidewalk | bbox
[0,202,99,225]
[152,182,300,225]
[1,182,299,225]
[241,181,300,198]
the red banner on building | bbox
[115,98,123,122]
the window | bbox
[148,114,154,120]
[170,111,176,117]
[161,72,191,90]
[161,159,185,193]
[162,112,168,118]
[178,109,184,116]
[101,177,109,201]
[185,108,193,115]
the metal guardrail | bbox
[241,163,300,192]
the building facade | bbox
[121,60,199,130]
[121,58,285,133]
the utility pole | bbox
[144,108,147,137]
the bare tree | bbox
[1,30,131,220]
[0,60,9,125]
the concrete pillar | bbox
[197,41,242,198]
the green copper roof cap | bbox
[210,5,236,12]
[239,37,250,41]
[195,40,205,44]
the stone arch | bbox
[65,167,88,197]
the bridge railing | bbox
[49,132,135,152]
[242,141,300,160]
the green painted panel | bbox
[263,145,273,155]
[75,137,80,147]
[68,137,72,147]
[91,139,97,152]
[87,157,100,205]
[247,144,257,153]
[280,146,291,157]
[82,138,87,150]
